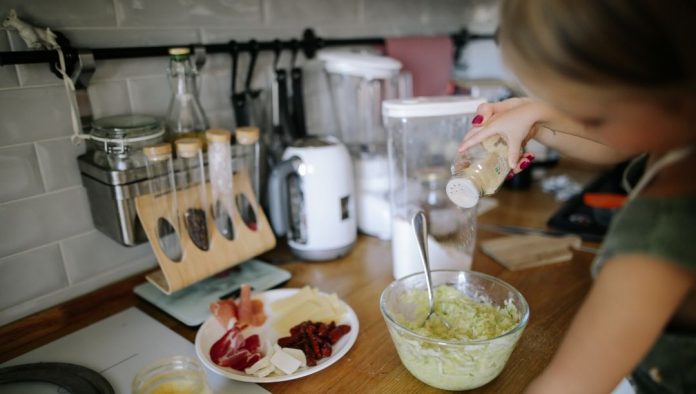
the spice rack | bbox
[135,150,275,295]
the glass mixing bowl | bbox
[380,270,529,390]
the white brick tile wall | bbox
[114,0,262,28]
[59,28,201,49]
[0,187,93,257]
[1,0,117,28]
[0,0,495,324]
[61,230,154,284]
[35,137,86,192]
[265,0,359,26]
[0,244,68,310]
[0,32,19,88]
[0,144,45,203]
[87,80,132,118]
[0,86,73,146]
[126,75,170,116]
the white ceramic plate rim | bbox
[195,288,359,383]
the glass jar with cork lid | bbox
[175,138,210,251]
[143,142,182,262]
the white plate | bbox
[195,288,359,383]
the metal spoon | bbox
[412,211,450,329]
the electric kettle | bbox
[267,135,357,260]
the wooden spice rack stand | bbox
[135,170,276,294]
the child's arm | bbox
[459,98,632,170]
[526,255,693,394]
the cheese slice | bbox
[271,347,302,374]
[270,286,315,312]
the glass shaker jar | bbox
[132,355,211,394]
[234,126,261,231]
[446,134,510,208]
[175,138,210,251]
[206,129,235,240]
[144,143,182,262]
[382,96,486,279]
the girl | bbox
[459,1,695,393]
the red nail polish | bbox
[526,153,535,161]
[472,115,483,125]
[506,172,514,180]
[520,160,531,170]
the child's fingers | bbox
[474,98,524,124]
[511,152,535,174]
[458,127,496,152]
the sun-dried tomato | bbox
[328,324,351,345]
[277,320,351,367]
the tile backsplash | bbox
[0,0,501,326]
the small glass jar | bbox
[446,134,510,208]
[132,355,211,394]
[175,138,210,251]
[144,143,182,262]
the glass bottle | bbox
[206,128,235,240]
[143,143,182,262]
[446,134,510,208]
[165,47,209,149]
[175,138,210,251]
[132,355,211,394]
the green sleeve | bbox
[596,196,696,271]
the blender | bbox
[319,51,409,240]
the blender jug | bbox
[382,96,486,279]
[319,51,408,240]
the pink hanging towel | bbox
[385,36,453,97]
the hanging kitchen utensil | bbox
[244,40,261,100]
[289,40,308,140]
[271,41,294,149]
[267,41,286,168]
[229,40,249,128]
[244,40,269,135]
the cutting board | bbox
[1,308,269,394]
[480,234,582,270]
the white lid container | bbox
[318,51,402,79]
[382,96,486,118]
[382,96,486,279]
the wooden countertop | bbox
[0,163,602,393]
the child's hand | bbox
[459,98,543,174]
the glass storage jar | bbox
[382,96,486,279]
[90,114,164,171]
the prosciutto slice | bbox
[211,284,267,330]
[210,326,262,371]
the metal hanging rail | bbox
[0,27,494,71]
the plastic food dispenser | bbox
[319,51,410,240]
[382,96,486,279]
